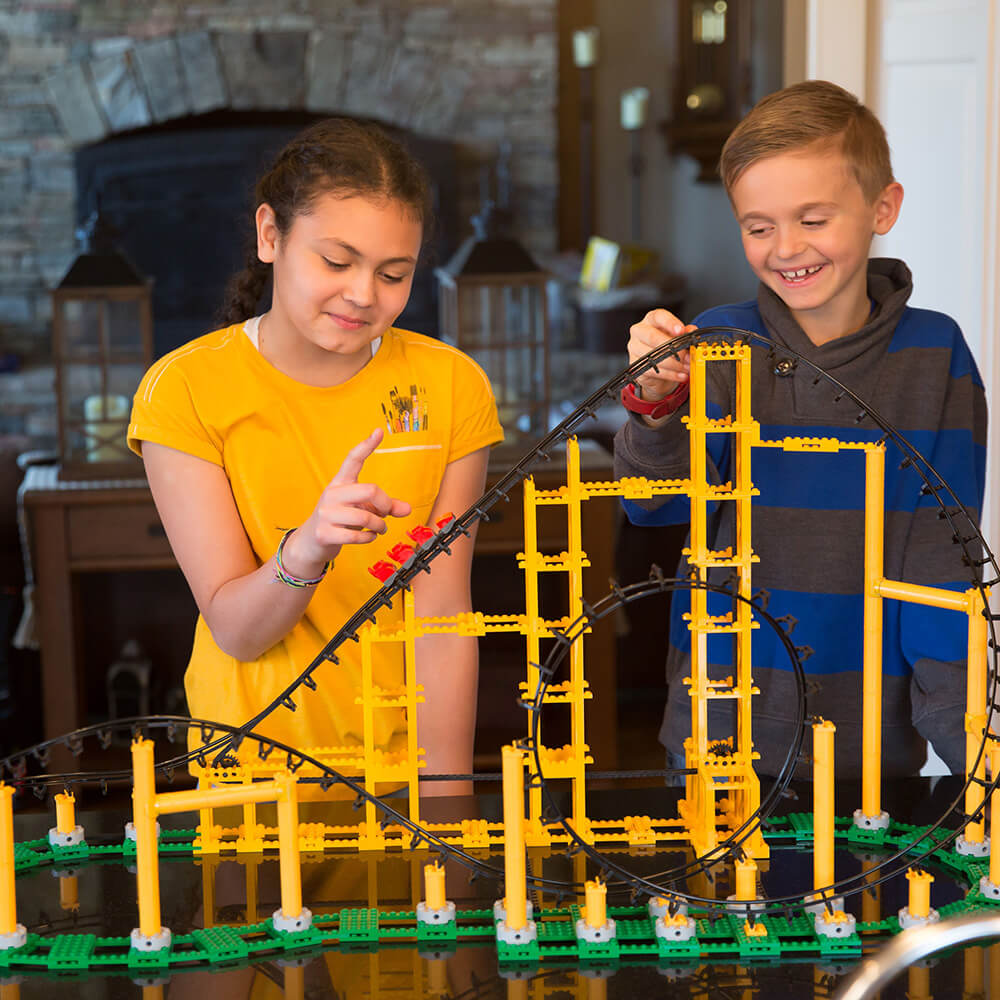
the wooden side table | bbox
[20,442,619,766]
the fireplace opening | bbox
[74,110,461,358]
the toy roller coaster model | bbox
[0,329,998,990]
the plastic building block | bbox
[368,560,396,583]
[386,543,416,565]
[407,525,435,546]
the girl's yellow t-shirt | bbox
[127,323,503,756]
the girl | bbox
[128,118,503,796]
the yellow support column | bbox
[812,720,835,900]
[272,772,312,933]
[684,346,716,859]
[857,444,889,834]
[959,589,989,853]
[978,743,1000,899]
[564,437,591,835]
[129,738,171,952]
[522,474,545,831]
[495,745,537,945]
[0,785,25,950]
[404,584,421,828]
[359,625,381,848]
[730,856,765,938]
[808,719,856,940]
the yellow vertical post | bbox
[991,744,1000,888]
[686,346,714,855]
[141,987,164,1000]
[131,738,163,939]
[360,624,379,839]
[862,444,886,821]
[404,584,421,828]
[276,772,303,921]
[733,345,755,765]
[522,475,544,828]
[964,588,988,845]
[565,436,589,829]
[197,773,217,854]
[584,879,607,928]
[812,720,836,900]
[424,861,446,910]
[0,786,18,937]
[501,745,527,930]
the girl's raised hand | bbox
[280,428,411,577]
[627,309,698,400]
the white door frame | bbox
[789,0,1000,561]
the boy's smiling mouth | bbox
[776,264,825,283]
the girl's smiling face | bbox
[257,191,422,363]
[730,144,903,345]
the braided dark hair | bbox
[219,118,434,326]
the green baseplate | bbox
[3,813,1000,979]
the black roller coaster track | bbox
[3,327,997,920]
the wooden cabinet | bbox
[22,443,619,768]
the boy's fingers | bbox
[643,309,688,336]
[329,428,383,487]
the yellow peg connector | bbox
[424,861,446,911]
[899,868,939,929]
[54,792,75,835]
[907,868,932,919]
[584,879,607,929]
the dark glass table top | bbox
[4,777,997,999]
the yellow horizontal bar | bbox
[155,779,285,816]
[876,578,970,612]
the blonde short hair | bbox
[720,80,895,203]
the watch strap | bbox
[620,380,690,419]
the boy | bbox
[613,80,987,779]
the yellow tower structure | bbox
[676,341,767,861]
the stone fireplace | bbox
[0,1,558,441]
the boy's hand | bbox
[281,428,412,577]
[628,309,697,400]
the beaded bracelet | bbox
[273,528,329,589]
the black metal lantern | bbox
[435,202,551,444]
[51,213,153,480]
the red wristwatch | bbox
[621,381,690,419]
